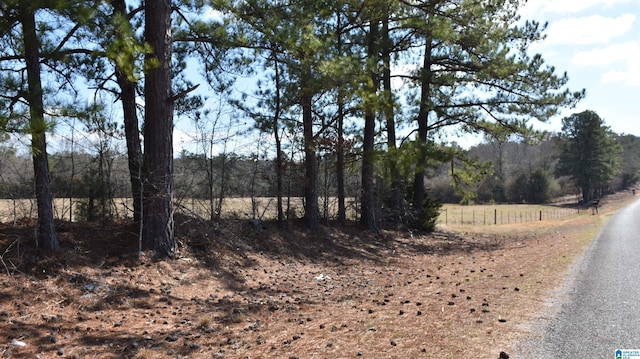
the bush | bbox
[505,169,553,204]
[428,176,462,203]
[413,195,442,232]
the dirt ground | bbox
[0,192,636,359]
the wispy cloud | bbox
[544,14,635,45]
[572,42,640,86]
[571,42,638,65]
[602,68,640,86]
[521,0,632,16]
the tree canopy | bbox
[556,110,622,204]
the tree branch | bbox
[170,84,200,102]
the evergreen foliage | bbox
[556,110,623,204]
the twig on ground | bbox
[0,234,20,277]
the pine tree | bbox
[401,0,583,226]
[556,110,622,204]
[142,0,176,257]
[0,2,86,250]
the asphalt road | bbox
[516,197,640,358]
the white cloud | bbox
[571,42,638,65]
[601,69,639,86]
[602,65,640,87]
[572,42,640,86]
[520,0,632,16]
[544,14,635,45]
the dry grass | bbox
[0,191,636,358]
[0,196,359,223]
[438,202,583,226]
[0,196,584,227]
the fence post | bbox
[540,210,542,221]
[494,209,497,225]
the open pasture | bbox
[0,197,360,223]
[0,197,587,227]
[438,202,584,226]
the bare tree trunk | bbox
[361,115,376,229]
[335,11,347,224]
[360,21,378,231]
[215,128,232,219]
[209,157,215,220]
[250,142,260,219]
[142,0,175,257]
[69,119,75,225]
[336,102,346,224]
[413,38,434,220]
[112,0,143,223]
[21,7,59,250]
[272,51,285,225]
[322,155,329,221]
[382,16,402,221]
[301,58,318,230]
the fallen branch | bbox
[0,235,20,277]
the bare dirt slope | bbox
[0,192,635,359]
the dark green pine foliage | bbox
[556,110,622,204]
[615,134,640,190]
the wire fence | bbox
[437,205,582,226]
[0,197,361,224]
[0,197,296,224]
[0,198,585,227]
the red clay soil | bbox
[0,192,635,358]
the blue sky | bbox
[519,0,640,136]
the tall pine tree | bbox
[556,110,622,204]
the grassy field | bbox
[0,196,584,227]
[438,203,583,226]
[0,197,361,223]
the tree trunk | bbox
[142,0,175,257]
[274,132,284,223]
[360,21,378,230]
[335,11,346,224]
[301,58,318,230]
[361,112,376,229]
[382,15,402,221]
[412,38,434,220]
[112,0,143,223]
[582,186,590,205]
[336,99,346,224]
[273,51,285,224]
[22,7,59,250]
[215,154,227,220]
[208,156,215,220]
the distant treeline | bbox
[429,133,640,205]
[2,133,638,220]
